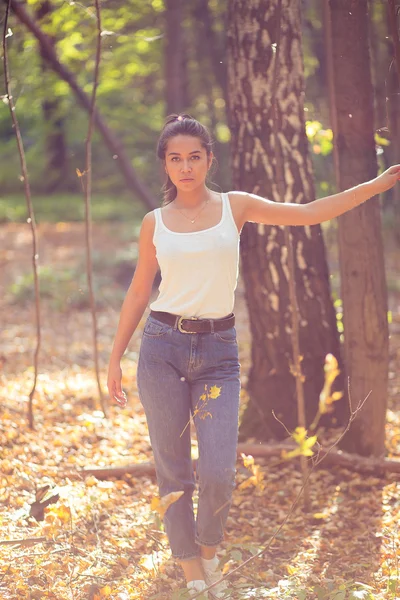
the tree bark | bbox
[226,0,344,441]
[6,0,157,210]
[329,0,389,456]
[387,0,400,242]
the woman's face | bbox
[164,135,212,192]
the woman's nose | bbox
[181,161,192,172]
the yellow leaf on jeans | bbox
[151,490,184,518]
[209,385,222,399]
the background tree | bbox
[226,0,344,440]
[36,0,68,192]
[164,0,188,114]
[327,0,389,457]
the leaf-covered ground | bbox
[1,222,400,600]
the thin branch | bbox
[80,0,107,415]
[2,0,41,430]
[0,537,48,546]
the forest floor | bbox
[1,221,400,600]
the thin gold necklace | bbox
[174,197,210,224]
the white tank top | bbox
[149,192,240,319]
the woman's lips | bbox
[180,178,194,182]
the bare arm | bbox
[108,212,158,405]
[109,211,158,363]
[240,165,400,227]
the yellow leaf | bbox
[209,385,221,399]
[151,490,184,518]
[313,512,329,520]
[303,435,317,449]
[100,585,112,598]
[282,448,301,460]
[302,449,314,456]
[150,497,161,512]
[241,453,255,470]
[85,475,98,487]
[292,427,307,444]
[238,476,256,490]
[55,503,71,524]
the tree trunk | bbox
[164,0,187,114]
[329,0,389,456]
[226,0,344,441]
[387,1,400,243]
[190,0,231,189]
[36,0,68,192]
[192,0,228,103]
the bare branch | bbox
[80,0,107,415]
[2,0,41,429]
[0,537,47,546]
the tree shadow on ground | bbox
[303,467,385,594]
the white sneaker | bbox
[187,579,208,599]
[201,557,230,599]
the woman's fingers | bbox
[113,386,128,407]
[107,379,127,406]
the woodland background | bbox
[1,0,400,599]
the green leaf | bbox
[231,549,243,562]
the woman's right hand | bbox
[107,361,127,407]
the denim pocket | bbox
[143,318,171,338]
[214,326,237,343]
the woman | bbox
[107,114,400,598]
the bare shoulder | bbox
[226,190,249,232]
[141,210,156,231]
[138,210,157,245]
[142,210,156,225]
[226,190,248,204]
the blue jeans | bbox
[137,314,241,560]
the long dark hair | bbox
[157,114,214,205]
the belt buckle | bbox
[177,316,198,334]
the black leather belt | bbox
[150,310,235,334]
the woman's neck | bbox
[173,186,212,209]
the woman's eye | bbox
[170,155,200,162]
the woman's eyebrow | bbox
[167,150,202,156]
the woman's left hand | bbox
[374,165,400,194]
